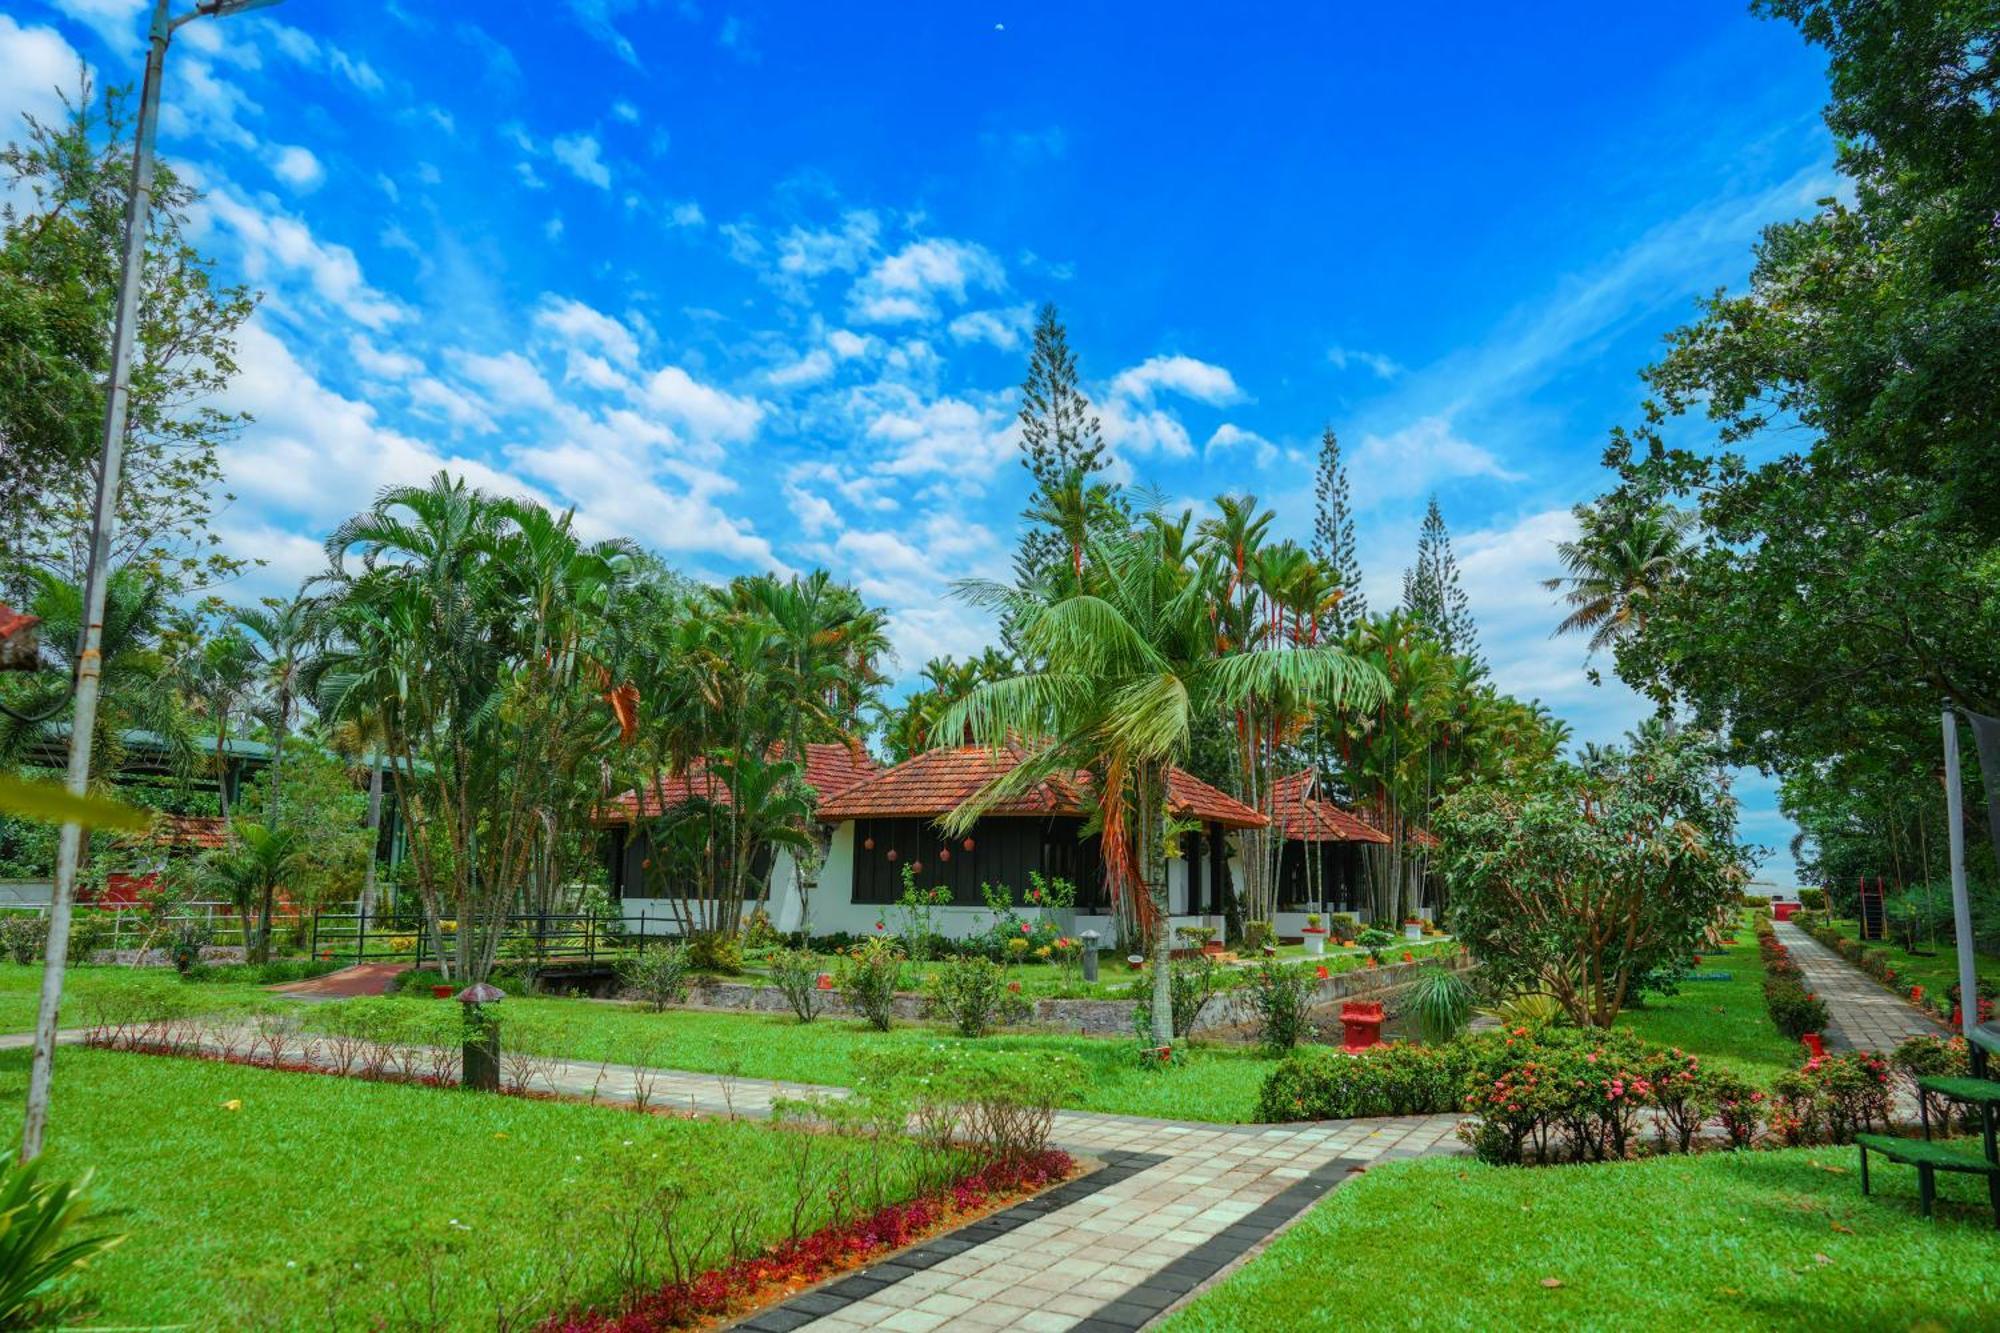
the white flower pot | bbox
[1302,933,1325,957]
[1404,923,1424,941]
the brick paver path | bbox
[1772,920,1944,1052]
[269,961,412,998]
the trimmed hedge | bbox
[1753,917,1828,1038]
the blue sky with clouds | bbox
[2,2,1837,881]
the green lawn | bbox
[335,995,1283,1123]
[0,1047,939,1329]
[1817,916,2000,999]
[0,963,271,1034]
[1165,1149,2000,1331]
[1615,922,1804,1083]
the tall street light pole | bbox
[22,0,284,1164]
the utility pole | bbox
[22,0,284,1163]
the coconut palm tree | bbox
[1544,500,1692,653]
[938,516,1386,1047]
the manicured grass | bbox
[1819,916,2000,998]
[0,1047,937,1328]
[358,995,1281,1123]
[1164,1148,2000,1331]
[1615,923,1804,1083]
[0,963,271,1034]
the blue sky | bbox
[2,2,1837,881]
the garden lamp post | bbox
[1079,929,1099,984]
[21,0,286,1164]
[457,983,504,1091]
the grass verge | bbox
[0,1046,939,1329]
[0,963,271,1034]
[1615,922,1804,1083]
[1163,1149,2000,1331]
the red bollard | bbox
[1341,1001,1385,1052]
[815,972,833,991]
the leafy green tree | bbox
[1436,730,1754,1027]
[202,821,306,964]
[0,82,252,596]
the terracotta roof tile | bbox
[597,741,879,826]
[1266,771,1391,845]
[818,748,1267,830]
[147,814,229,850]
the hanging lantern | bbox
[939,848,951,862]
[962,837,975,852]
[911,861,923,874]
[863,837,875,851]
[886,849,898,862]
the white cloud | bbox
[611,98,639,123]
[1348,416,1524,499]
[567,0,642,66]
[551,132,611,188]
[667,201,705,228]
[777,211,881,278]
[0,18,86,149]
[201,187,408,329]
[1206,423,1277,468]
[767,348,835,389]
[451,349,560,414]
[948,304,1033,350]
[409,377,497,434]
[863,391,1016,480]
[828,329,876,360]
[562,349,632,393]
[46,0,140,53]
[641,366,765,447]
[269,144,324,191]
[534,296,640,366]
[1110,354,1242,406]
[1327,344,1403,379]
[348,333,422,381]
[849,238,1005,324]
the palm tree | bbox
[176,627,255,824]
[938,516,1385,1047]
[203,822,306,964]
[1544,500,1692,652]
[232,596,315,833]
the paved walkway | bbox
[269,961,412,998]
[1772,921,1944,1052]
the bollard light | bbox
[1080,930,1100,984]
[456,982,504,1091]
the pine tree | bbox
[1310,425,1363,634]
[1402,494,1480,660]
[1013,305,1111,591]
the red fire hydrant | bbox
[1341,1001,1385,1052]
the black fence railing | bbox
[305,908,696,967]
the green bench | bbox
[1856,1133,2000,1225]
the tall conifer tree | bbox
[1310,425,1363,634]
[1013,305,1111,590]
[1402,494,1479,661]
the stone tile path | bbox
[1773,920,1944,1052]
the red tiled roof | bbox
[0,603,35,640]
[1265,771,1391,845]
[0,602,37,670]
[596,742,878,826]
[1352,801,1441,849]
[817,747,1268,830]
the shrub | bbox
[1797,888,1826,912]
[1256,1042,1475,1121]
[1458,1026,1655,1165]
[1771,1052,1892,1145]
[1245,959,1316,1053]
[0,1156,127,1326]
[1891,1034,1972,1129]
[1640,1046,1711,1153]
[839,938,903,1032]
[167,918,212,974]
[769,947,829,1023]
[924,958,1029,1038]
[686,931,743,974]
[1132,952,1220,1040]
[1242,920,1274,952]
[848,1046,1083,1165]
[1708,1069,1766,1148]
[890,867,953,961]
[1402,963,1474,1043]
[618,942,692,1012]
[0,915,48,964]
[1762,980,1829,1039]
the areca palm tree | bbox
[177,627,255,825]
[202,822,306,964]
[232,596,315,832]
[938,518,1385,1047]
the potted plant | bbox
[1300,913,1326,957]
[1127,953,1145,971]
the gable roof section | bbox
[597,741,878,826]
[1266,771,1391,845]
[817,747,1267,830]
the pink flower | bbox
[1020,922,1031,934]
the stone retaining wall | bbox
[87,945,246,967]
[676,951,1473,1041]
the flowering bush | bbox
[1255,1041,1476,1122]
[1771,1051,1891,1145]
[837,937,903,1032]
[1708,1068,1766,1148]
[922,957,1029,1037]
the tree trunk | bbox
[359,764,383,916]
[1144,770,1174,1048]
